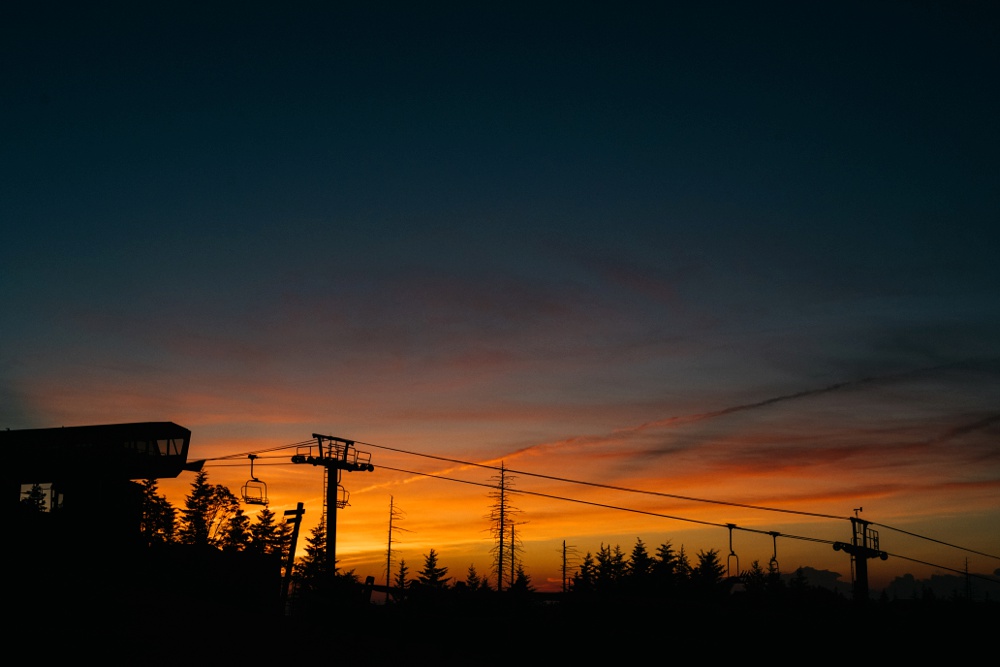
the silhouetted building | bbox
[8,422,204,618]
[9,421,199,543]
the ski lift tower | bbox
[291,434,374,577]
[833,512,888,603]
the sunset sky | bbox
[3,2,998,593]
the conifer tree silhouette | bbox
[417,548,451,588]
[20,483,47,513]
[178,470,238,547]
[140,478,175,546]
[393,558,409,600]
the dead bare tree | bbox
[486,462,523,591]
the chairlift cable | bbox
[189,437,995,577]
[871,522,1000,561]
[356,439,848,521]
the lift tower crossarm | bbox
[291,434,375,472]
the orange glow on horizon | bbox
[150,418,1000,595]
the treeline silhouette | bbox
[16,471,998,664]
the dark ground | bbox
[19,586,994,665]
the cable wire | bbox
[873,522,1000,561]
[883,551,1000,584]
[208,440,314,461]
[377,464,838,547]
[191,435,997,580]
[378,463,994,582]
[357,439,849,521]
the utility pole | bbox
[292,434,374,581]
[833,511,887,603]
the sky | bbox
[3,2,999,593]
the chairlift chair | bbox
[242,454,269,505]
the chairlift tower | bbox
[291,434,374,577]
[833,515,888,603]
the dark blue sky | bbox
[3,2,998,586]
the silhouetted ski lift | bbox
[768,531,780,574]
[726,524,740,578]
[242,454,268,505]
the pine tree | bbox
[177,470,239,547]
[393,558,409,599]
[20,483,47,513]
[466,563,482,590]
[692,548,727,598]
[625,537,654,597]
[140,479,176,546]
[249,506,287,557]
[274,514,293,562]
[654,540,678,579]
[675,544,692,579]
[417,548,451,588]
[290,520,361,611]
[694,548,725,582]
[220,508,251,552]
[207,485,239,546]
[571,551,597,594]
[295,521,328,590]
[652,539,686,596]
[509,563,534,594]
[178,470,212,546]
[596,543,627,593]
[460,564,491,595]
[628,537,654,579]
[743,559,771,599]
